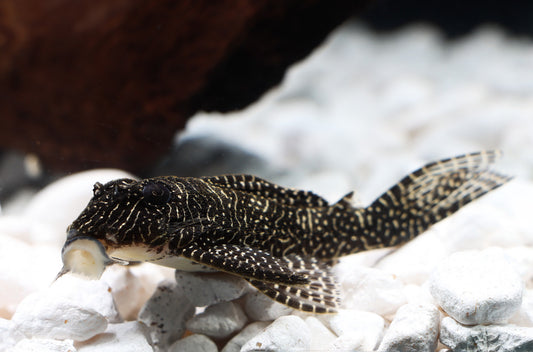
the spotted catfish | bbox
[59,151,511,313]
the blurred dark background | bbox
[1,0,532,202]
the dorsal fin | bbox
[334,191,355,208]
[201,174,329,208]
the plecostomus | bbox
[59,151,511,313]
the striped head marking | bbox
[65,177,201,253]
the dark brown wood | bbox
[0,0,364,172]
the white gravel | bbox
[377,303,440,352]
[185,301,248,339]
[2,21,533,351]
[440,316,533,352]
[429,248,524,325]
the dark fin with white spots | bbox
[338,151,512,254]
[202,174,329,207]
[180,244,308,285]
[334,191,355,209]
[246,254,341,313]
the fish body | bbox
[61,151,511,313]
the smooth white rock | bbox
[374,227,449,285]
[11,276,112,341]
[333,263,406,316]
[403,284,437,306]
[1,317,21,351]
[502,246,533,289]
[221,322,270,352]
[429,248,524,325]
[10,338,76,352]
[76,321,152,352]
[168,334,218,352]
[377,303,440,352]
[51,275,121,322]
[23,169,134,247]
[305,317,337,351]
[175,270,250,307]
[138,279,195,350]
[508,288,533,327]
[319,309,385,351]
[440,316,533,351]
[186,301,247,339]
[243,290,293,321]
[0,232,60,319]
[101,263,174,321]
[326,334,366,352]
[240,315,310,352]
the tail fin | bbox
[357,151,511,250]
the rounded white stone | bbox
[243,290,293,321]
[221,322,270,352]
[508,288,533,327]
[186,301,248,339]
[377,303,440,352]
[240,315,310,352]
[305,316,337,351]
[168,334,218,352]
[175,270,250,307]
[10,274,120,341]
[0,233,60,319]
[12,296,107,341]
[138,280,195,350]
[10,338,76,352]
[76,321,152,352]
[440,316,533,351]
[0,317,21,351]
[101,263,174,321]
[51,274,121,323]
[333,263,406,316]
[319,309,385,351]
[429,248,524,325]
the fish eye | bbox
[142,182,171,204]
[93,182,104,197]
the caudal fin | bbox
[361,151,511,249]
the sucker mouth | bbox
[58,236,113,280]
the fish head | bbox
[59,177,198,278]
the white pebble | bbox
[403,284,436,306]
[186,301,247,339]
[11,276,114,341]
[375,228,449,285]
[168,334,218,352]
[305,317,337,351]
[241,315,310,352]
[429,248,524,325]
[333,263,406,316]
[138,279,195,350]
[52,275,121,322]
[440,316,533,351]
[221,322,270,352]
[508,289,533,327]
[326,334,365,352]
[176,270,250,307]
[10,338,76,352]
[1,317,22,351]
[377,303,440,352]
[101,263,174,320]
[320,309,385,351]
[0,233,60,319]
[76,321,152,352]
[243,290,293,321]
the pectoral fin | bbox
[246,254,341,313]
[180,244,309,285]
